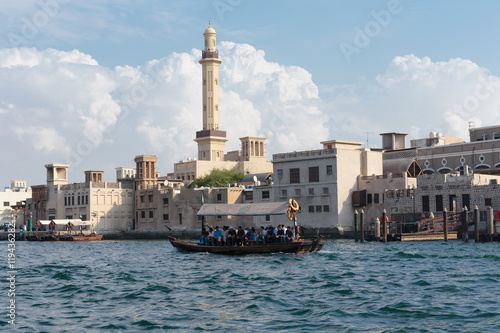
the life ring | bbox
[289,199,299,212]
[67,222,73,229]
[287,208,295,221]
[379,216,389,223]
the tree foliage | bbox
[191,168,245,188]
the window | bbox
[436,195,443,212]
[309,166,319,182]
[148,195,153,203]
[86,195,89,205]
[316,205,322,213]
[179,213,183,225]
[280,189,288,197]
[265,215,271,222]
[422,196,430,212]
[308,188,314,195]
[3,202,9,206]
[386,190,394,198]
[290,168,300,184]
[217,215,222,220]
[78,196,81,205]
[71,196,74,205]
[374,193,380,204]
[149,210,154,218]
[141,211,146,219]
[64,197,67,206]
[262,191,270,200]
[322,187,329,195]
[323,205,330,212]
[163,198,169,205]
[277,169,283,179]
[449,195,456,212]
[140,195,145,203]
[367,193,372,204]
[163,214,169,221]
[308,206,314,213]
[217,193,222,202]
[462,194,470,211]
[485,198,492,206]
[326,165,333,175]
[295,188,301,196]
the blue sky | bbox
[2,0,500,185]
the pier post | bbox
[443,208,448,242]
[382,210,387,243]
[360,209,365,243]
[487,207,494,236]
[354,210,358,242]
[462,206,469,243]
[474,205,479,243]
[374,217,380,241]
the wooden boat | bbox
[168,236,324,255]
[26,232,103,242]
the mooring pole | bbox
[360,209,365,243]
[382,210,387,243]
[443,208,448,242]
[487,207,494,238]
[474,205,479,243]
[354,210,359,242]
[463,206,469,243]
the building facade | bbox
[0,181,31,228]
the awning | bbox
[197,202,289,216]
[40,219,94,226]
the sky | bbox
[2,0,500,186]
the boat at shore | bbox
[169,200,325,255]
[24,219,103,242]
[26,233,103,242]
[168,236,325,255]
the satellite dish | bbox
[164,180,169,187]
[253,175,258,182]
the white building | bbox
[270,140,382,233]
[0,181,31,227]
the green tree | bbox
[191,168,244,188]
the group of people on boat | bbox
[199,224,296,246]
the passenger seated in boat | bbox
[213,226,222,245]
[236,226,246,246]
[228,227,237,246]
[276,225,286,242]
[208,227,214,245]
[247,227,257,245]
[256,226,266,245]
[221,226,229,245]
[285,226,294,242]
[199,227,209,245]
[266,226,275,243]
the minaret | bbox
[195,22,228,161]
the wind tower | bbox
[194,22,228,161]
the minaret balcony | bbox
[202,50,219,59]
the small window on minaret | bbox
[203,105,206,112]
[215,79,218,85]
[215,105,218,111]
[203,79,206,85]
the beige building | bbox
[0,181,31,228]
[173,24,272,181]
[26,164,135,231]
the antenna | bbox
[253,175,258,182]
[365,132,374,148]
[164,180,169,187]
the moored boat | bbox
[25,219,103,242]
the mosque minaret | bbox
[194,22,228,161]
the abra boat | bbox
[168,236,324,255]
[168,200,325,255]
[25,219,103,242]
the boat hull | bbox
[168,236,324,255]
[26,233,103,242]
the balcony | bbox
[202,50,219,59]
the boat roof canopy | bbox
[39,219,94,226]
[197,202,289,216]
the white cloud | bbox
[324,54,500,144]
[0,43,330,184]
